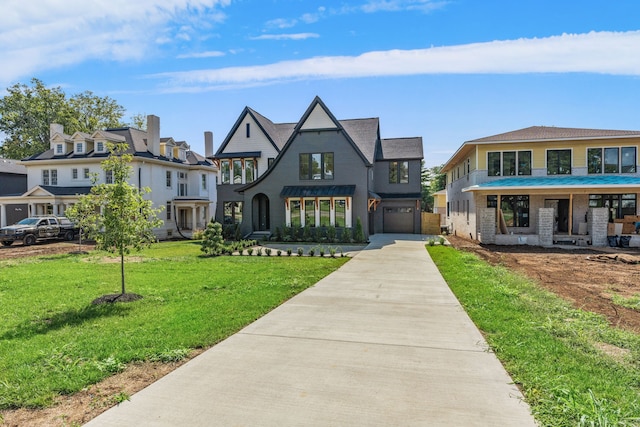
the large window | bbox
[299,153,334,180]
[223,201,243,225]
[389,161,409,184]
[547,149,571,175]
[320,200,330,226]
[233,160,242,184]
[335,199,346,227]
[221,160,230,184]
[166,171,172,188]
[304,200,315,227]
[290,200,301,227]
[488,151,532,176]
[487,195,530,227]
[589,194,636,221]
[245,159,255,183]
[588,147,636,174]
[42,169,57,186]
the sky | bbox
[2,0,640,168]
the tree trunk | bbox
[120,247,125,295]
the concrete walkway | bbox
[85,234,537,427]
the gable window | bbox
[221,160,230,184]
[83,168,90,179]
[56,144,64,155]
[487,195,529,227]
[488,151,531,176]
[389,161,409,184]
[166,170,172,188]
[72,168,78,180]
[588,147,636,174]
[246,123,250,138]
[105,170,113,184]
[245,159,255,183]
[547,149,571,175]
[299,153,334,180]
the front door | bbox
[545,199,569,233]
[252,194,270,231]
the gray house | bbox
[0,159,28,226]
[212,97,423,239]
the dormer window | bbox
[96,141,104,152]
[76,142,84,154]
[56,144,63,155]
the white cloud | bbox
[0,0,230,84]
[250,33,320,41]
[177,50,226,59]
[360,0,449,13]
[149,31,640,92]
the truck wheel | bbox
[64,230,74,241]
[23,234,37,246]
[1,241,12,246]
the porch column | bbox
[568,194,573,236]
[191,205,197,231]
[29,203,35,216]
[0,204,6,227]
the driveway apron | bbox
[85,234,537,427]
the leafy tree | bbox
[129,113,147,130]
[66,142,163,298]
[200,219,225,256]
[0,78,125,159]
[421,163,445,211]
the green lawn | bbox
[427,245,640,427]
[0,241,349,409]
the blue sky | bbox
[2,0,640,167]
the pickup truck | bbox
[0,216,79,246]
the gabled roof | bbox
[378,137,424,160]
[23,185,93,197]
[469,126,640,143]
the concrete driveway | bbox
[85,234,537,426]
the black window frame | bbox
[547,149,572,175]
[299,152,334,180]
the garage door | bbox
[383,207,414,233]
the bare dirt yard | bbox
[2,238,640,426]
[446,235,640,334]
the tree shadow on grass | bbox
[1,302,133,341]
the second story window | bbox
[221,160,230,184]
[72,168,78,180]
[42,169,58,186]
[201,174,207,190]
[588,147,636,174]
[389,161,409,184]
[547,149,571,175]
[105,170,113,184]
[299,152,334,180]
[166,170,172,188]
[245,159,255,183]
[83,168,90,179]
[488,151,531,176]
[233,160,242,184]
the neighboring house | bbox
[0,115,218,239]
[441,126,640,246]
[0,159,28,226]
[211,96,423,239]
[432,189,448,230]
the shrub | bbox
[438,236,446,245]
[297,247,304,257]
[247,247,254,256]
[274,226,283,241]
[265,248,272,256]
[353,218,365,243]
[287,248,292,256]
[326,225,337,242]
[329,247,336,258]
[308,248,315,257]
[200,219,225,256]
[277,249,282,256]
[191,229,205,240]
[428,239,435,246]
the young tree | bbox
[0,78,126,159]
[66,142,163,299]
[200,219,225,256]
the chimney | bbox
[204,131,214,158]
[50,124,64,150]
[147,115,160,156]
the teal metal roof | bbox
[464,175,640,191]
